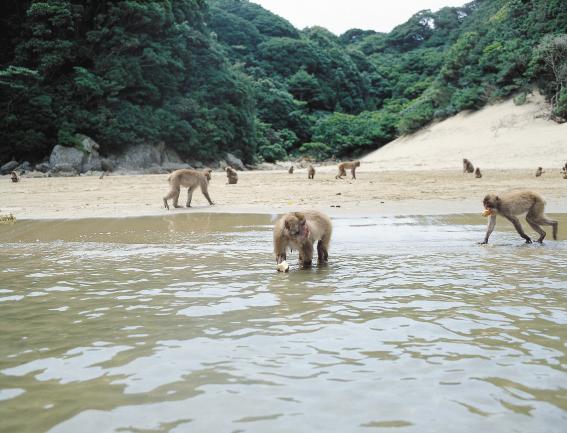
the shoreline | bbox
[1,168,566,221]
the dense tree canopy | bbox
[1,0,566,165]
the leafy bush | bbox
[298,142,333,160]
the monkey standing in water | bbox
[226,166,238,184]
[480,191,558,244]
[463,158,474,173]
[273,210,332,270]
[475,168,482,178]
[335,160,360,179]
[163,169,214,210]
[308,165,315,179]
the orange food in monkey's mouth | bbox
[481,209,494,217]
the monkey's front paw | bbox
[478,241,488,245]
[525,239,533,244]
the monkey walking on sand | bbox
[480,190,558,244]
[273,210,332,270]
[163,168,214,210]
[335,160,360,180]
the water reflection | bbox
[0,214,566,433]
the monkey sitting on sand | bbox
[226,166,238,184]
[273,210,332,270]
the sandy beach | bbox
[1,95,566,221]
[1,167,566,220]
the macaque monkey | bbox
[288,166,294,174]
[535,167,544,177]
[481,190,558,244]
[10,171,19,182]
[163,169,214,210]
[273,210,332,269]
[475,168,482,178]
[335,160,360,179]
[226,166,238,184]
[463,158,474,173]
[308,165,315,179]
[561,162,567,174]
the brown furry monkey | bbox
[463,158,474,173]
[308,165,315,179]
[535,167,544,177]
[10,171,19,183]
[273,210,332,269]
[226,166,238,184]
[481,191,558,244]
[475,168,482,178]
[163,169,214,210]
[288,166,294,174]
[335,160,360,179]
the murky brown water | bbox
[1,213,566,433]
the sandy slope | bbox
[1,94,566,220]
[363,92,567,170]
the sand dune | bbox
[363,92,567,170]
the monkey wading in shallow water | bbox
[273,211,332,269]
[481,191,558,244]
[336,160,360,179]
[163,169,214,210]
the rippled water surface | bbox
[1,213,566,433]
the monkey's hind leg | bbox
[505,215,532,243]
[317,239,329,263]
[163,187,181,210]
[526,215,546,243]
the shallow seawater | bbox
[1,213,566,433]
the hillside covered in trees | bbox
[1,0,566,166]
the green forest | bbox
[1,0,566,165]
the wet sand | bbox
[1,168,566,220]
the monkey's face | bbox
[483,194,498,210]
[355,161,361,167]
[284,215,307,238]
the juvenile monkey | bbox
[335,160,360,179]
[226,166,238,184]
[475,167,482,178]
[308,165,315,179]
[481,190,558,244]
[273,210,332,269]
[288,166,294,174]
[463,158,474,173]
[535,167,544,177]
[10,171,19,183]
[163,168,214,210]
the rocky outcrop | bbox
[49,145,84,172]
[225,152,246,171]
[0,160,19,175]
